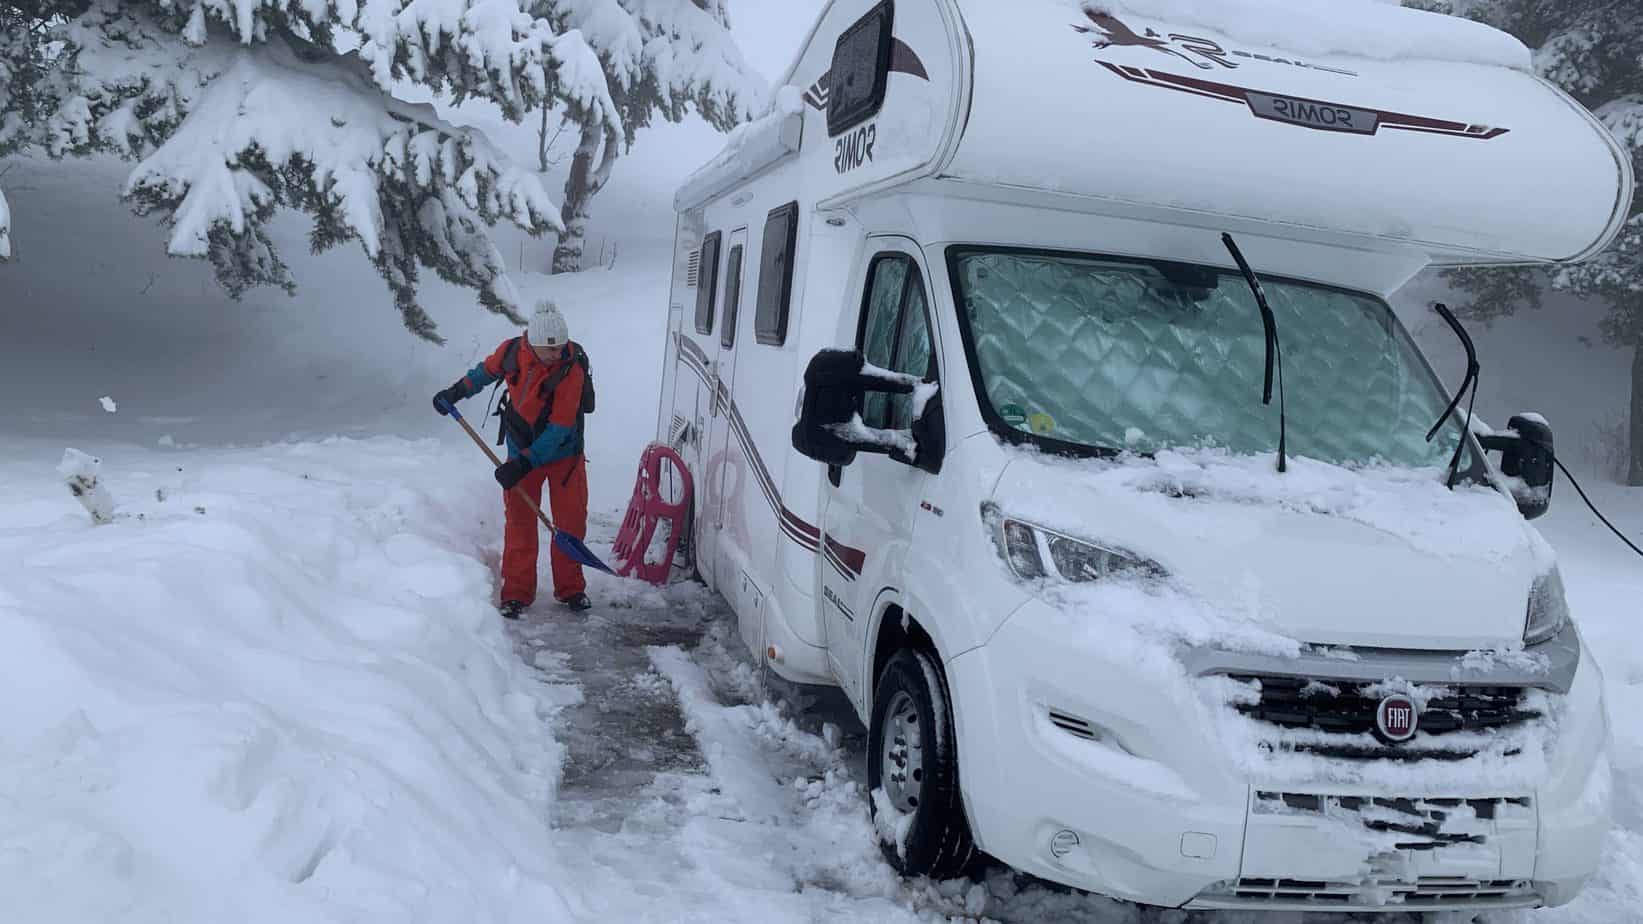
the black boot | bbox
[558,593,592,611]
[499,600,527,620]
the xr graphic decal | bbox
[1099,63,1509,140]
[1074,10,1508,140]
[1075,8,1358,77]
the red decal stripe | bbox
[673,333,831,560]
[1096,62,1507,140]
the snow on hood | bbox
[989,447,1569,793]
[994,448,1554,650]
[1077,0,1531,70]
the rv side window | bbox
[720,244,744,350]
[694,231,722,336]
[828,1,894,137]
[755,203,799,346]
[857,252,936,431]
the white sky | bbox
[732,2,827,84]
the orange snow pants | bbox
[500,454,588,605]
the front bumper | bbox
[944,598,1611,912]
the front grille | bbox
[1212,876,1536,908]
[1225,673,1540,760]
[1254,791,1532,851]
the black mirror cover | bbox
[1482,414,1554,520]
[791,350,868,466]
[906,387,945,474]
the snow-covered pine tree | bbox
[0,0,618,342]
[1411,0,1643,483]
[0,0,89,260]
[543,0,760,273]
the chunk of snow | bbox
[1082,0,1531,70]
[676,100,802,210]
[774,84,804,116]
[828,413,917,459]
[870,788,915,859]
[57,448,116,524]
[99,396,117,413]
[910,381,939,422]
[1455,645,1552,678]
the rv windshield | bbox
[948,247,1472,469]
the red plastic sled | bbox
[612,442,694,585]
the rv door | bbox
[701,228,749,591]
[820,237,941,707]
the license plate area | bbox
[1241,790,1537,886]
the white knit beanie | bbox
[528,299,569,349]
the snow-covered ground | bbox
[3,5,1641,918]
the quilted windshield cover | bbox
[954,251,1461,467]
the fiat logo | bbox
[1376,695,1420,742]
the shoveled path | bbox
[508,575,718,832]
[503,543,1445,924]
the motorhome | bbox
[654,0,1632,913]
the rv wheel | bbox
[868,648,976,878]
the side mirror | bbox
[1480,413,1554,520]
[790,349,944,474]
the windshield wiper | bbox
[1426,302,1480,488]
[1221,233,1288,473]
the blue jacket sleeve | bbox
[523,425,576,467]
[462,363,497,395]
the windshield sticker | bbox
[1074,9,1358,78]
[1029,413,1057,436]
[999,403,1029,427]
[1091,62,1508,141]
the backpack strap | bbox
[499,336,525,384]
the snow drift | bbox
[0,436,576,924]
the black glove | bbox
[494,457,532,490]
[433,383,467,416]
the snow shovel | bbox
[437,397,614,574]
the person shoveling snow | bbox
[436,300,599,618]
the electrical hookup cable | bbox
[1551,457,1643,559]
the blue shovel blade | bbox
[554,530,615,574]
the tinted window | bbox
[755,203,799,346]
[828,1,894,137]
[890,280,933,429]
[856,252,935,431]
[720,244,744,350]
[694,231,721,336]
[859,256,908,427]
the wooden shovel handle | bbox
[443,400,558,536]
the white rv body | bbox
[658,0,1628,912]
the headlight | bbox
[1525,567,1570,645]
[983,503,1165,583]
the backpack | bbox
[490,336,595,453]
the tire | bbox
[867,647,976,878]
